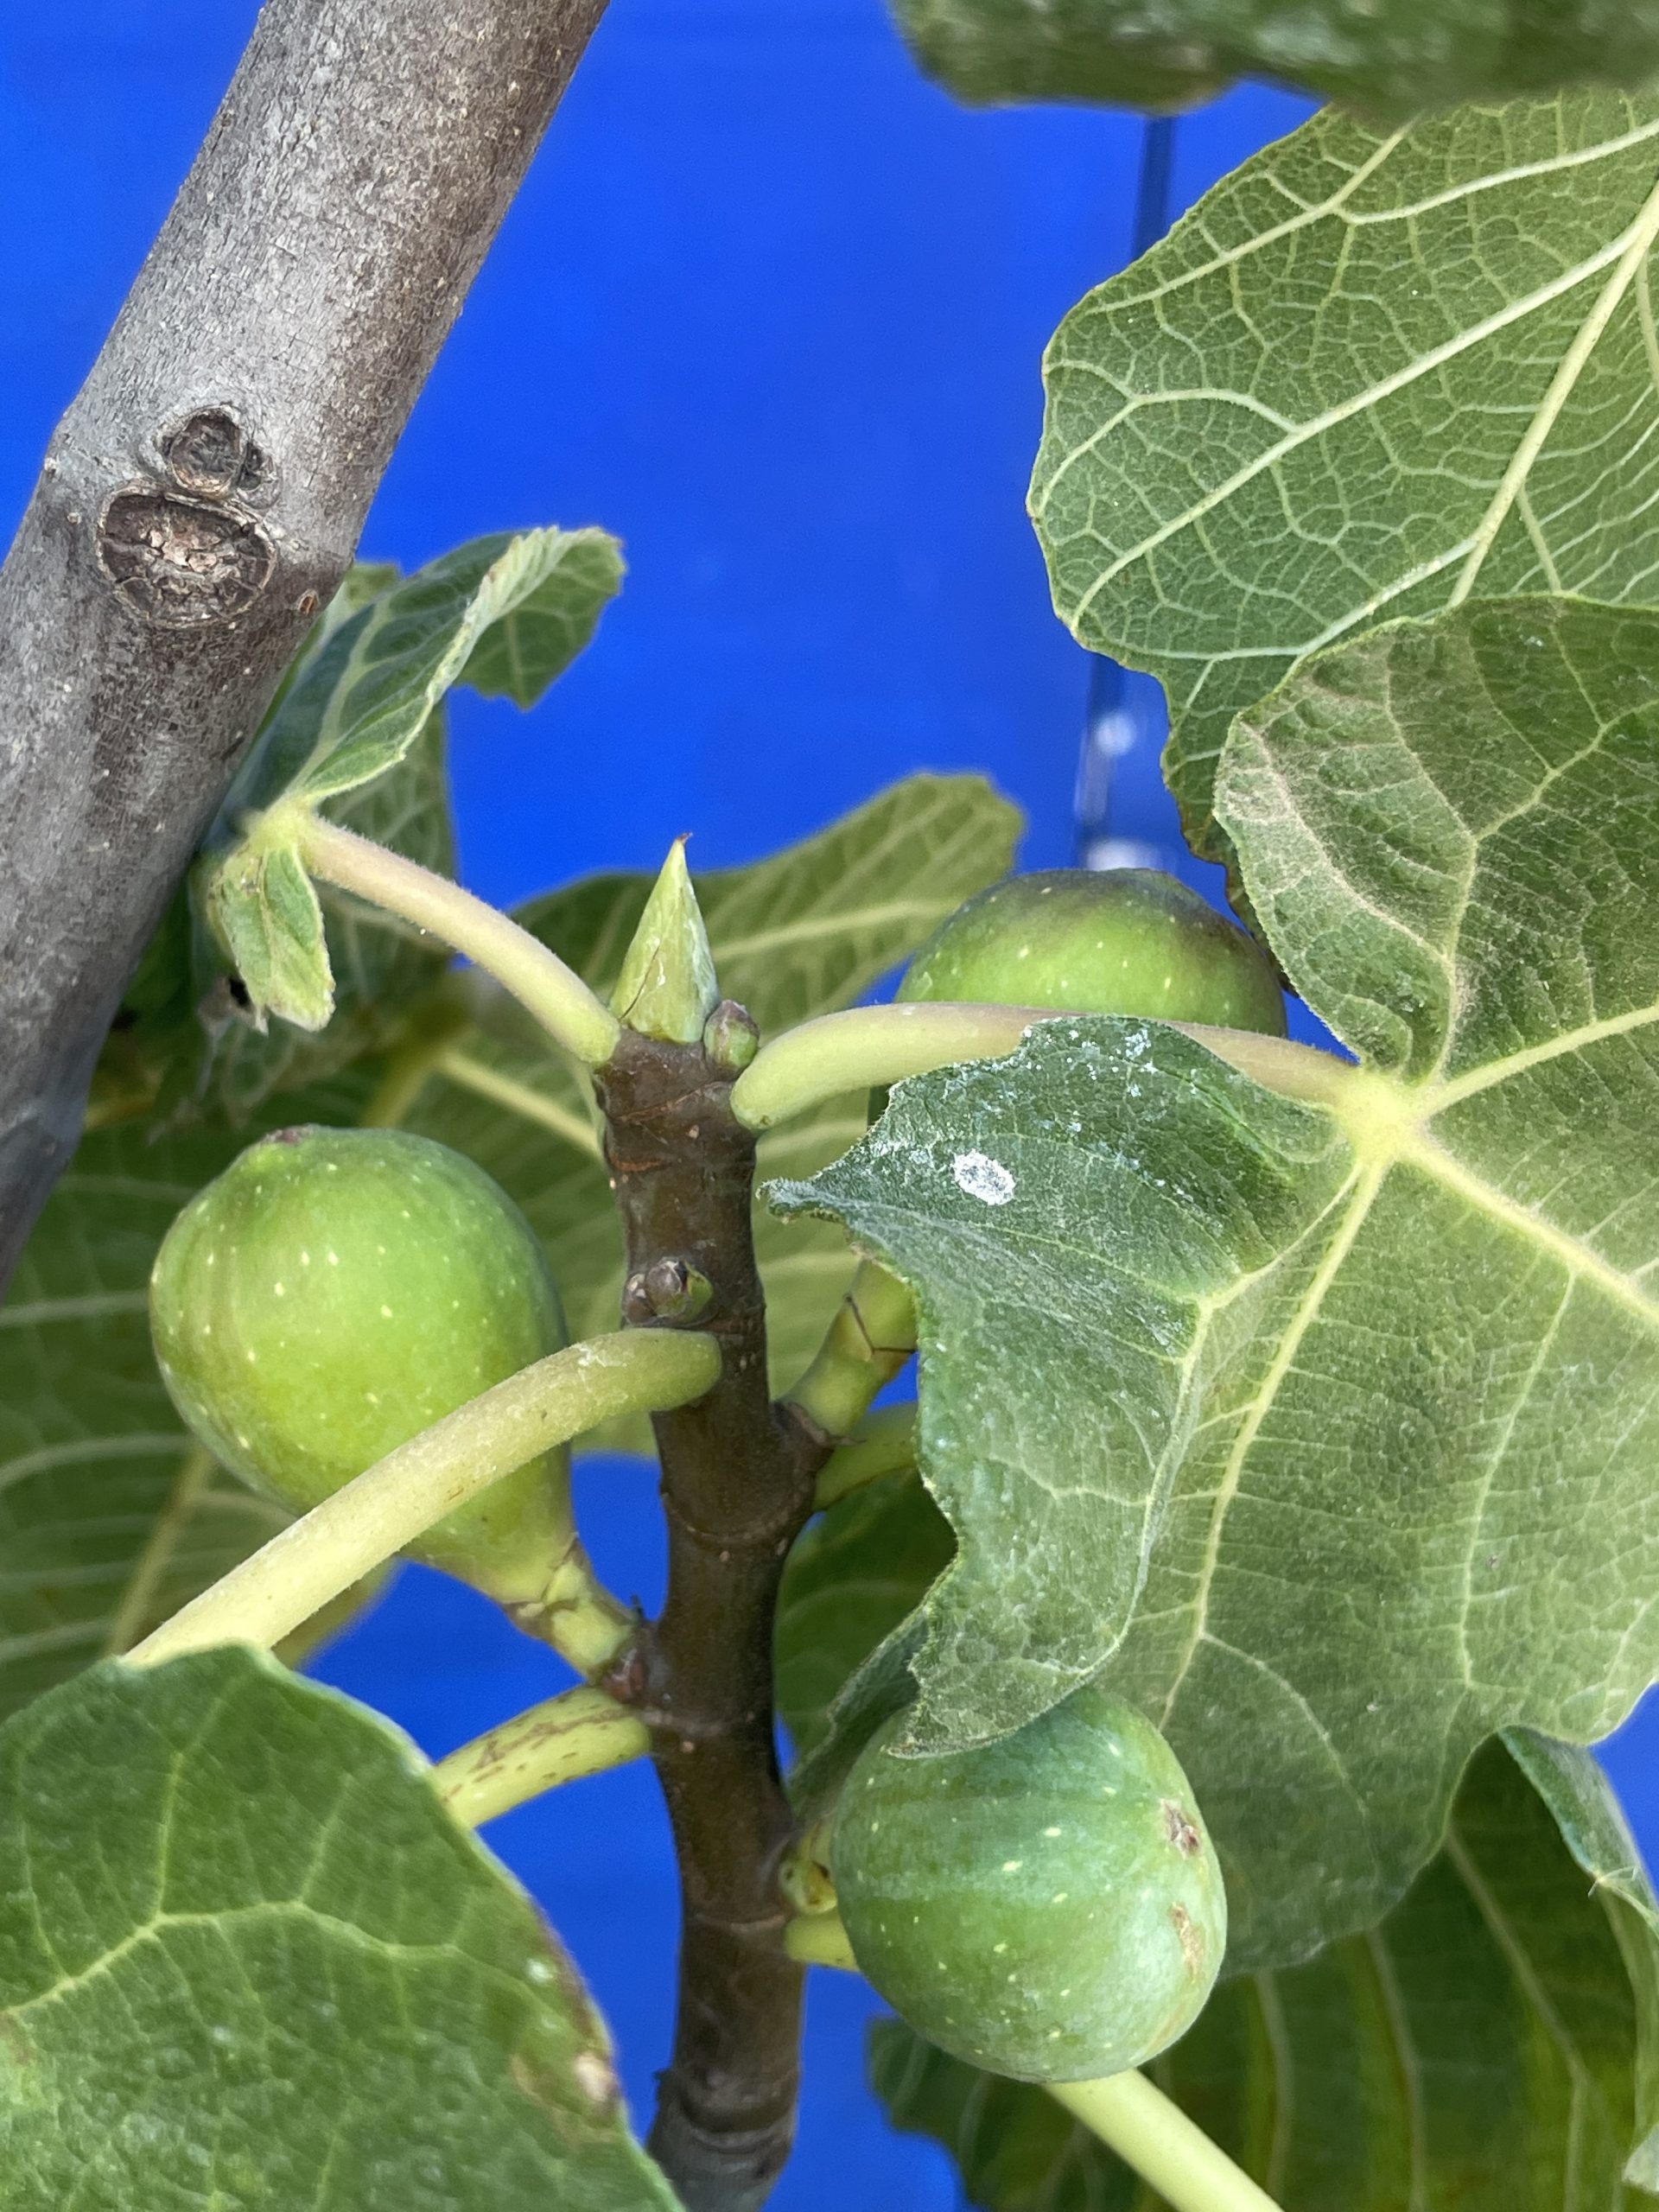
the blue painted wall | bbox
[5,5,1653,2203]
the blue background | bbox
[4,5,1655,2203]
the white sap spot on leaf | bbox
[952,1151,1015,1206]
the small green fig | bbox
[898,868,1285,1036]
[830,1685,1226,2083]
[149,1126,572,1606]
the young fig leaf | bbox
[610,838,720,1044]
[201,830,334,1033]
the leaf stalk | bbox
[126,1329,719,1669]
[435,1685,650,1827]
[784,1260,917,1448]
[730,999,1354,1133]
[295,810,623,1066]
[812,1403,917,1509]
[1048,2071,1282,2212]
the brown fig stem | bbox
[594,1025,830,2212]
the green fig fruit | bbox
[149,1125,572,1606]
[898,868,1285,1036]
[831,1685,1226,2083]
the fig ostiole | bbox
[829,1684,1226,2084]
[149,1125,581,1611]
[898,867,1286,1037]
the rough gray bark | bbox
[0,0,607,1287]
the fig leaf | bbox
[1031,91,1659,874]
[893,0,1659,118]
[776,599,1659,1971]
[0,1649,677,2211]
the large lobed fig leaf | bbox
[893,0,1659,118]
[1031,90,1659,875]
[777,596,1659,1970]
[0,1649,675,2210]
[874,1733,1659,2210]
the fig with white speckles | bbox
[149,1125,573,1605]
[830,1683,1225,2082]
[898,868,1285,1035]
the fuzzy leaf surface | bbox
[227,526,622,814]
[0,1649,676,2210]
[894,0,1659,118]
[779,596,1659,1967]
[1031,92,1659,870]
[873,1737,1659,2210]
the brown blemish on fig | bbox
[1171,1902,1205,1976]
[1162,1798,1201,1856]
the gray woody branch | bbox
[0,0,607,1288]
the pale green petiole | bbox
[127,1330,720,1669]
[785,1257,917,1447]
[813,1403,917,1510]
[435,1685,651,1827]
[731,1001,1044,1130]
[1050,2071,1282,2212]
[294,810,624,1067]
[783,1910,860,1973]
[728,999,1353,1133]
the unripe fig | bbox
[149,1126,572,1605]
[830,1685,1225,2083]
[898,868,1285,1036]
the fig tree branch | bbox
[0,0,608,1290]
[594,1026,830,2212]
[126,1330,718,1669]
